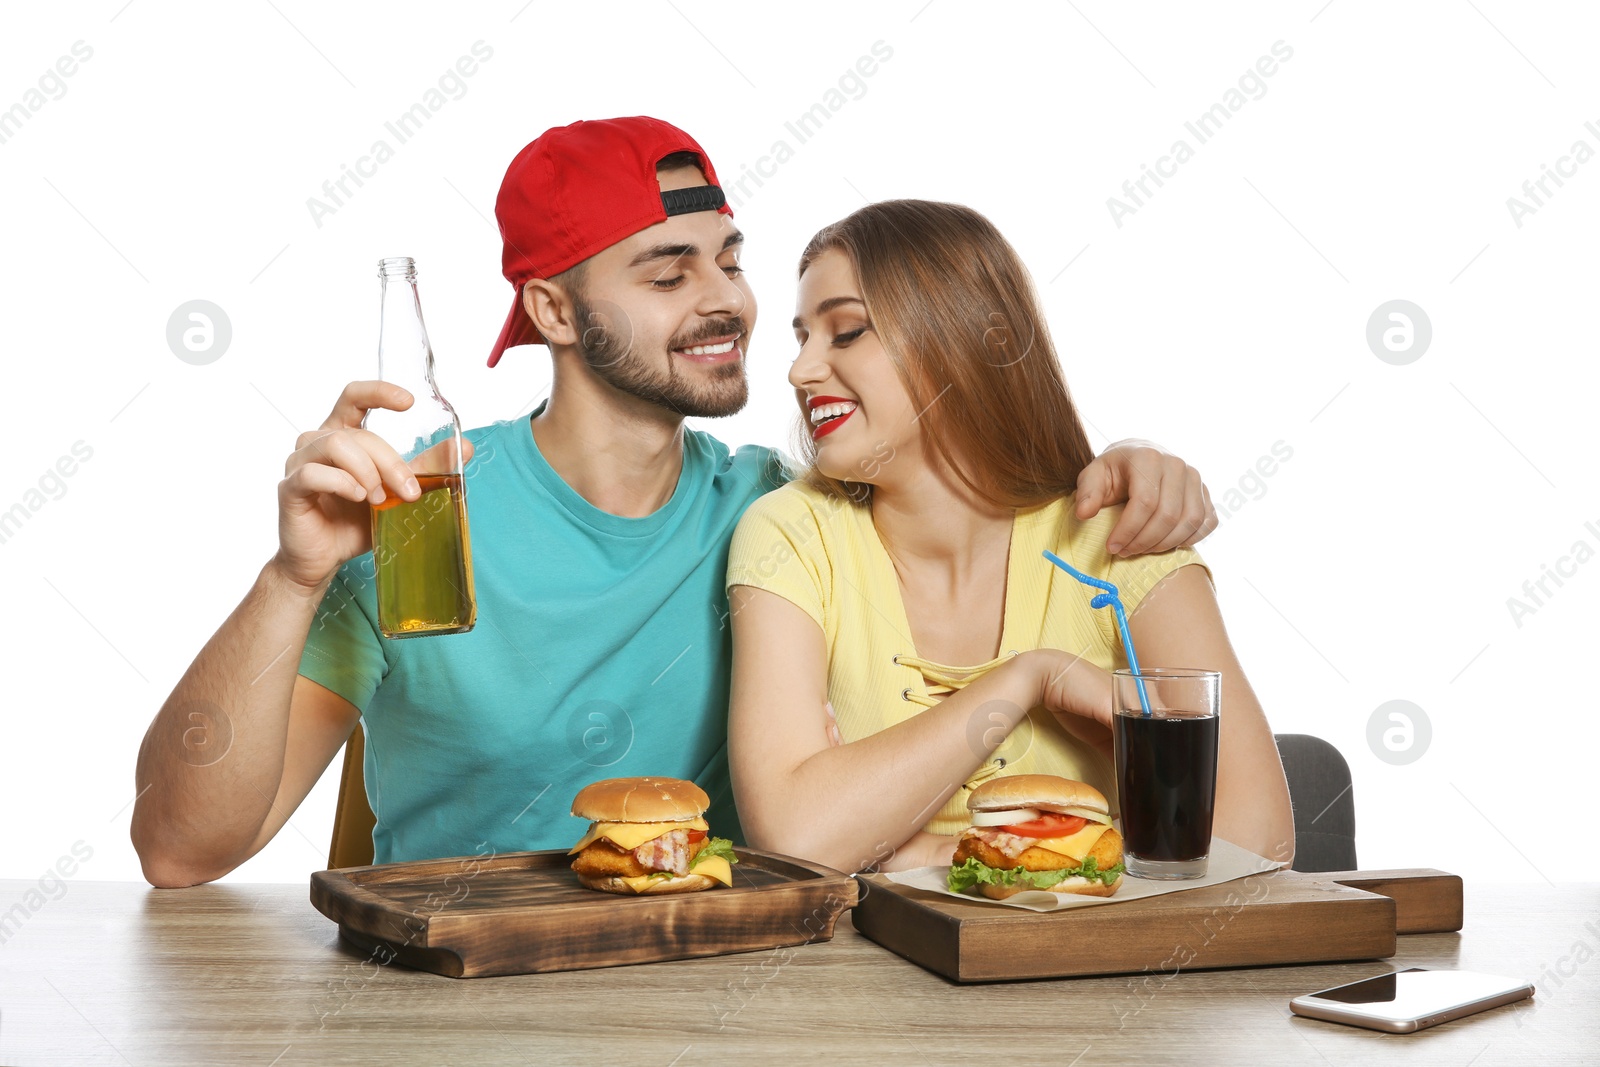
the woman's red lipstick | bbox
[807,394,858,441]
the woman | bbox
[726,200,1294,874]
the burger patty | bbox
[570,840,652,879]
[955,826,1123,873]
[570,828,695,879]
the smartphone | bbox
[1290,968,1534,1033]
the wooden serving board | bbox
[310,847,857,978]
[851,867,1462,983]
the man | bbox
[131,117,1217,886]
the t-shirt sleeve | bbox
[1066,503,1211,649]
[296,556,389,711]
[725,487,828,630]
[731,443,798,496]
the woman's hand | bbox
[1022,649,1117,764]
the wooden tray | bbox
[851,867,1462,983]
[310,847,857,978]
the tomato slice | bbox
[1000,813,1088,838]
[686,829,708,844]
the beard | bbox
[571,293,749,418]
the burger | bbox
[948,774,1125,898]
[567,776,738,895]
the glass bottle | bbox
[363,256,476,638]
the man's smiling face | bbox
[558,162,757,418]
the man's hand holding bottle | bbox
[271,380,474,598]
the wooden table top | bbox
[1,877,1593,1065]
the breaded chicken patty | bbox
[954,825,1123,873]
[570,840,651,879]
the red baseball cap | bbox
[487,116,733,368]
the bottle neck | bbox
[369,258,462,469]
[377,273,437,394]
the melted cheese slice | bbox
[688,855,734,887]
[1026,822,1111,863]
[615,855,734,892]
[566,817,709,855]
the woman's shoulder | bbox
[1019,493,1119,565]
[1025,495,1197,574]
[737,475,867,534]
[727,477,872,623]
[729,477,873,588]
[1025,494,1207,616]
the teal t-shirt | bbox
[297,407,788,863]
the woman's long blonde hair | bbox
[796,199,1095,509]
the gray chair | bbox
[1273,733,1357,872]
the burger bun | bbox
[966,774,1110,818]
[571,776,710,824]
[977,872,1124,899]
[576,871,720,896]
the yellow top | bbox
[725,479,1208,836]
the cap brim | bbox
[487,284,543,368]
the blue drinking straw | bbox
[1042,550,1152,717]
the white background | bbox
[1,1,1593,887]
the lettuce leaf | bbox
[947,854,1125,894]
[690,836,739,868]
